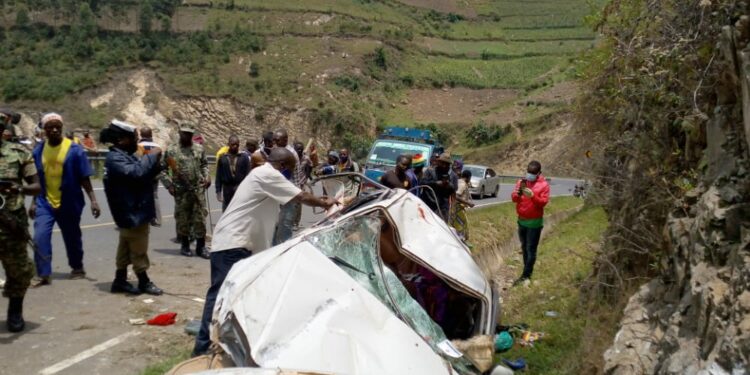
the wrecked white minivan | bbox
[176,174,506,375]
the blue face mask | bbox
[281,168,293,180]
[526,173,538,182]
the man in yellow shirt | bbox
[29,113,100,286]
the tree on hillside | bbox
[71,2,98,57]
[139,0,154,34]
[15,4,30,29]
[77,2,97,39]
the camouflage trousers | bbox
[0,210,34,298]
[174,189,207,239]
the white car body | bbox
[208,176,500,375]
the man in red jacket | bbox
[511,160,550,285]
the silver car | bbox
[464,165,501,199]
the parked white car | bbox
[190,174,507,375]
[463,165,501,199]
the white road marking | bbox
[38,331,141,375]
[52,209,222,232]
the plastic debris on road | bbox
[502,358,527,371]
[518,330,545,347]
[142,298,155,304]
[184,320,201,336]
[129,318,146,325]
[494,331,514,353]
[544,310,559,318]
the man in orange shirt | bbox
[81,130,97,152]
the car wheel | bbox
[479,186,485,199]
[493,185,499,197]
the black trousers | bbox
[193,248,252,356]
[518,225,543,279]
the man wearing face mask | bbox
[511,160,550,286]
[380,154,413,190]
[192,147,335,357]
[420,152,458,220]
[101,120,164,295]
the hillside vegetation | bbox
[1,0,603,167]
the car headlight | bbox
[470,181,479,188]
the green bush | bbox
[465,121,510,146]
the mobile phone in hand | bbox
[519,179,527,195]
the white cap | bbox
[110,119,136,133]
[41,112,63,127]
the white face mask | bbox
[526,173,538,182]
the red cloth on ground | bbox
[147,312,177,326]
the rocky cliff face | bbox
[603,16,750,375]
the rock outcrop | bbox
[603,14,750,375]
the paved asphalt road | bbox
[0,176,581,375]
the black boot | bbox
[195,238,210,260]
[111,269,141,295]
[136,272,163,296]
[7,296,25,333]
[180,236,193,257]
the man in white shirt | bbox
[193,147,335,356]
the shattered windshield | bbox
[308,214,479,374]
[367,140,431,167]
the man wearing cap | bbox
[30,113,101,286]
[101,120,164,295]
[0,114,41,332]
[420,152,458,220]
[162,122,210,259]
[409,153,426,187]
[193,147,336,357]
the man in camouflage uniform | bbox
[0,115,41,333]
[161,122,210,259]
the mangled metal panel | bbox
[215,241,456,375]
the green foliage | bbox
[580,0,726,298]
[465,121,510,146]
[15,4,30,29]
[140,0,155,34]
[333,75,363,92]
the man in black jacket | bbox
[420,152,458,221]
[215,135,250,212]
[101,120,164,296]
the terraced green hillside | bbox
[0,0,604,166]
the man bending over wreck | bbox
[192,147,335,356]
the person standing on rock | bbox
[192,147,335,357]
[30,113,101,286]
[511,160,550,286]
[101,120,164,296]
[215,135,250,212]
[0,122,41,332]
[162,122,210,259]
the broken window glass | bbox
[308,213,479,374]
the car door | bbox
[486,168,499,195]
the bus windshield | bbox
[367,140,431,167]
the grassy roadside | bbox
[467,196,582,255]
[497,205,616,374]
[142,349,192,375]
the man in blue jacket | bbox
[101,120,163,295]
